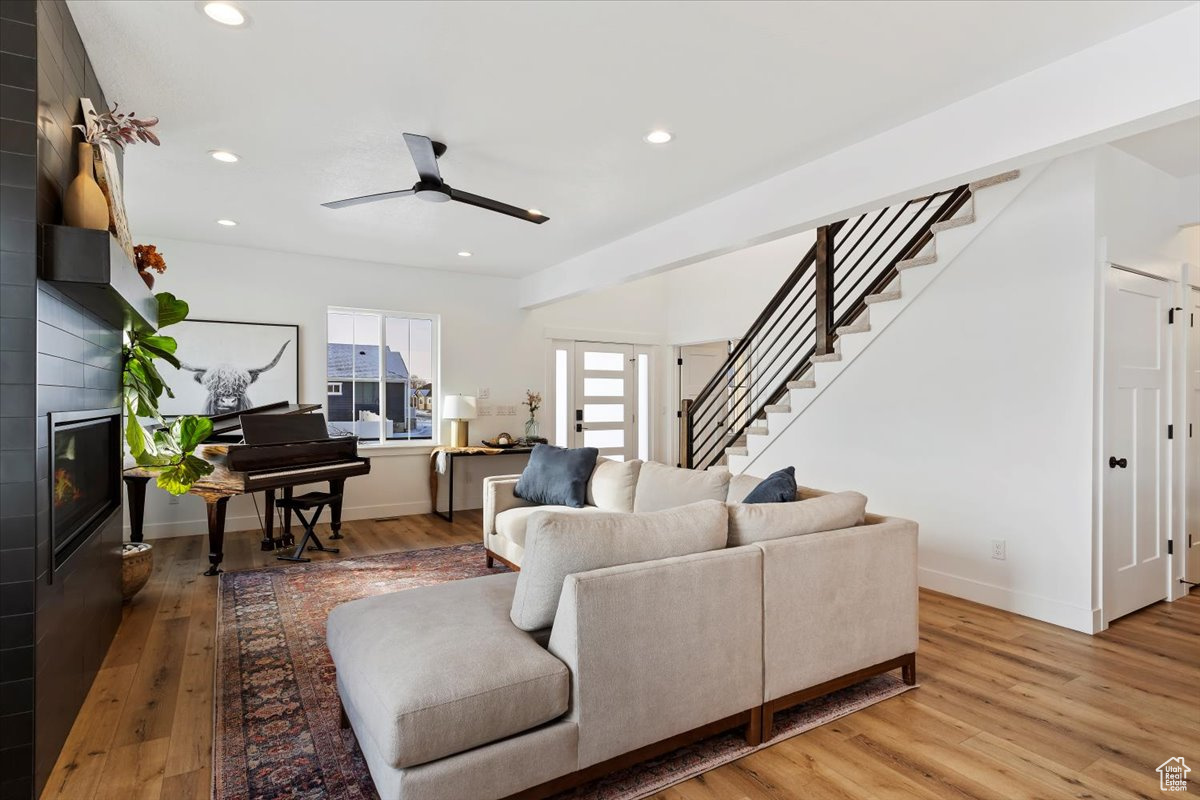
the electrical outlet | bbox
[990,539,1006,560]
[478,387,490,400]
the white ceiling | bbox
[69,0,1192,278]
[1111,117,1200,177]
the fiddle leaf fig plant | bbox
[123,292,214,495]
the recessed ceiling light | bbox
[216,219,238,227]
[209,150,239,163]
[202,2,246,26]
[644,130,673,145]
[457,251,472,258]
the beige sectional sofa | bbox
[328,461,918,800]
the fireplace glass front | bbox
[49,408,120,572]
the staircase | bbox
[684,167,1036,472]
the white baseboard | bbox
[918,567,1097,634]
[123,499,479,540]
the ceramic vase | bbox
[64,142,109,230]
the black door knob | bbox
[1108,457,1127,469]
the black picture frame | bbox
[158,319,301,417]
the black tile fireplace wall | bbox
[1,1,122,797]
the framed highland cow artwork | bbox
[159,320,300,417]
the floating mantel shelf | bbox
[40,224,157,331]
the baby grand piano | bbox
[123,402,371,575]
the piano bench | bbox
[278,491,343,511]
[276,492,344,563]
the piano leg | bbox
[328,478,346,539]
[204,496,230,576]
[260,489,278,551]
[123,476,151,544]
[281,487,295,547]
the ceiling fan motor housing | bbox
[414,180,452,202]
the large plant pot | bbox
[64,142,109,230]
[122,541,153,601]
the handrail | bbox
[685,182,971,469]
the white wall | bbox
[1096,145,1199,277]
[665,231,815,345]
[737,154,1102,632]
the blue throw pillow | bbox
[514,444,600,508]
[742,466,797,504]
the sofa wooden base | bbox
[501,707,761,800]
[485,547,521,572]
[761,652,916,740]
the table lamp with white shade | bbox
[443,394,477,448]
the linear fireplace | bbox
[47,407,122,576]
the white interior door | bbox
[1187,287,1200,583]
[573,342,636,461]
[1103,267,1172,622]
[679,341,728,400]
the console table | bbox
[429,446,534,523]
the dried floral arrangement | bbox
[134,244,166,275]
[522,389,542,417]
[72,102,160,149]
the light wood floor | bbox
[41,511,1200,800]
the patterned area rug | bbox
[215,543,913,800]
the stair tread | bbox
[811,352,842,363]
[726,446,749,456]
[787,379,816,389]
[835,321,870,335]
[865,289,901,304]
[931,213,975,233]
[764,404,791,413]
[746,426,768,436]
[969,169,1020,191]
[897,253,936,270]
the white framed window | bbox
[326,307,439,444]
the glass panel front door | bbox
[572,342,636,460]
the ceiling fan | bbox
[321,133,549,224]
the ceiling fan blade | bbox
[321,189,415,209]
[448,188,549,224]
[403,133,443,183]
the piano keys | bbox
[123,402,371,576]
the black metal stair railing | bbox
[684,183,972,470]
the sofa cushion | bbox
[510,500,729,631]
[742,466,798,504]
[726,473,763,504]
[586,458,642,512]
[327,572,569,769]
[633,461,731,513]
[727,491,867,547]
[515,444,599,508]
[495,504,605,548]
